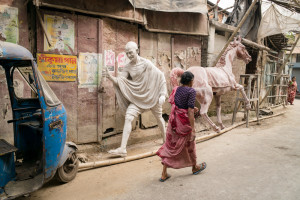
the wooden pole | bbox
[36,8,52,47]
[292,0,300,7]
[218,6,234,13]
[260,35,300,105]
[212,0,259,67]
[241,38,277,54]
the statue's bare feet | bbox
[213,126,221,133]
[108,147,127,157]
[219,123,226,130]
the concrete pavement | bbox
[18,99,300,200]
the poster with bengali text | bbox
[78,53,102,88]
[37,53,77,82]
[44,14,75,54]
[117,52,129,72]
[104,50,115,72]
[0,6,18,44]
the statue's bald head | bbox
[125,41,138,51]
[125,41,139,63]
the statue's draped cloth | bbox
[114,58,167,114]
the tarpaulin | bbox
[225,0,261,41]
[257,4,300,39]
[129,0,207,14]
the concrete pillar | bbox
[207,24,216,67]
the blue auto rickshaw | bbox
[0,41,78,199]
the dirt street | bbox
[19,100,300,200]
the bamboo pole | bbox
[78,111,285,171]
[292,0,300,7]
[241,38,277,53]
[36,8,52,47]
[144,25,208,36]
[218,6,234,13]
[212,0,259,67]
[260,35,300,105]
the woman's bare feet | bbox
[160,164,170,182]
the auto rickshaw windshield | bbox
[15,66,38,95]
[36,69,61,106]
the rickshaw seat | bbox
[0,139,18,188]
[0,139,17,156]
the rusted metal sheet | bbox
[102,18,138,136]
[39,0,143,22]
[139,30,158,128]
[139,30,173,128]
[146,11,208,35]
[77,92,98,143]
[77,15,99,143]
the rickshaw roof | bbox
[0,41,34,61]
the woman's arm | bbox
[188,108,195,141]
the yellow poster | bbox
[37,53,77,82]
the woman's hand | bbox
[194,107,199,113]
[190,130,196,142]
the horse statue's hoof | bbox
[245,103,251,110]
[220,124,226,130]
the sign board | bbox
[37,53,77,81]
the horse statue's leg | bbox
[195,87,221,133]
[235,84,251,110]
[214,94,225,130]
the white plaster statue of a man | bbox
[104,41,167,157]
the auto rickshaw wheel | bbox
[56,152,79,183]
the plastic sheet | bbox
[257,4,300,39]
[129,0,207,14]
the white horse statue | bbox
[170,36,252,132]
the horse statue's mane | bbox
[215,41,239,68]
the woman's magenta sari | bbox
[288,81,297,104]
[157,87,197,169]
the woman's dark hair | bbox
[180,71,194,85]
[292,76,296,79]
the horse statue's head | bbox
[233,36,252,64]
[216,36,252,68]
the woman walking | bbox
[288,76,298,105]
[157,71,206,182]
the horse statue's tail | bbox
[170,67,185,87]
